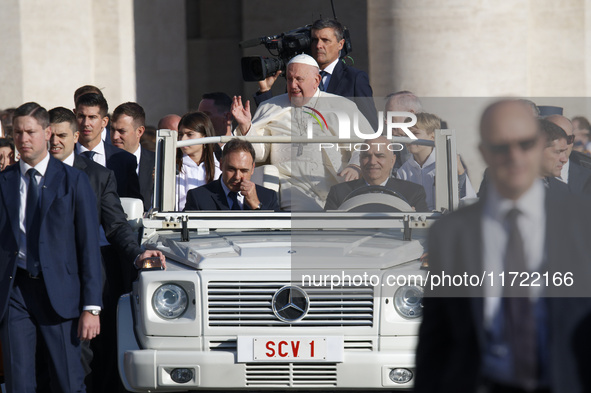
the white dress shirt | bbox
[321,58,339,90]
[18,153,50,270]
[133,145,142,175]
[482,180,546,325]
[558,159,569,184]
[76,138,107,167]
[63,152,75,167]
[176,155,221,211]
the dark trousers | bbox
[86,245,132,393]
[0,269,85,392]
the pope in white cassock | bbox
[232,54,374,211]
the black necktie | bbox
[503,208,537,389]
[26,168,41,277]
[319,71,328,91]
[82,151,96,161]
[228,192,241,210]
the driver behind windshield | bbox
[324,136,428,211]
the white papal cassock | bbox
[243,88,374,211]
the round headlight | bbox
[394,285,423,319]
[389,368,413,384]
[152,284,188,319]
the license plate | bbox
[237,336,344,362]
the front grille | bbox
[207,281,374,327]
[208,339,237,352]
[245,363,337,387]
[344,339,374,351]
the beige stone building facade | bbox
[2,0,590,185]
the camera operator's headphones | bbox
[341,27,352,58]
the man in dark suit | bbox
[110,102,155,211]
[539,118,568,178]
[184,139,279,211]
[324,136,428,211]
[48,106,164,392]
[73,85,111,145]
[545,114,591,196]
[254,19,378,129]
[49,107,164,267]
[415,99,591,393]
[74,93,142,201]
[0,102,102,392]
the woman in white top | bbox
[176,112,221,210]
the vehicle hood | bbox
[148,229,426,271]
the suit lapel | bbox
[0,165,21,242]
[461,201,486,348]
[568,160,589,194]
[139,148,154,190]
[212,178,230,210]
[73,155,87,171]
[139,148,148,177]
[104,142,117,162]
[326,60,344,94]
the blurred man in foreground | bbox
[416,99,591,393]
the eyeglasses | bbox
[483,136,540,155]
[566,134,575,145]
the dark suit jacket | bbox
[138,147,155,211]
[104,143,142,201]
[184,178,280,211]
[254,59,378,129]
[74,155,143,262]
[324,177,429,212]
[415,186,591,393]
[0,157,102,320]
[571,150,591,170]
[568,159,591,196]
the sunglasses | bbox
[483,136,540,155]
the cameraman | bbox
[253,19,378,129]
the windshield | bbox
[154,97,467,215]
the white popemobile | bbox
[117,130,463,391]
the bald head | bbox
[158,114,181,132]
[546,114,574,157]
[385,91,423,114]
[479,99,543,200]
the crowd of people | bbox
[1,15,591,393]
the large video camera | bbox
[240,25,352,82]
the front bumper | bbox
[121,349,415,391]
[119,295,416,392]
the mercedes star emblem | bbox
[272,286,309,322]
